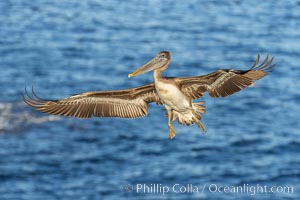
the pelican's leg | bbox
[192,111,206,134]
[167,110,176,139]
[196,120,206,134]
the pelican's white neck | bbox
[154,69,164,82]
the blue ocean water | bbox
[0,0,299,199]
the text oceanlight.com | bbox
[123,183,293,196]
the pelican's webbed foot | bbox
[168,124,176,139]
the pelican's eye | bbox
[159,54,166,59]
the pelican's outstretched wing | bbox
[23,83,162,118]
[176,54,275,99]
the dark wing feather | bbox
[176,54,275,99]
[23,83,162,119]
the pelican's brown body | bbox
[23,51,275,139]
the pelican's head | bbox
[128,51,171,78]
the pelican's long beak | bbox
[128,56,166,78]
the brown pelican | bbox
[23,51,275,139]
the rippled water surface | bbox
[0,0,300,199]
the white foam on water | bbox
[0,102,61,133]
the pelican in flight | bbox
[23,51,275,139]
